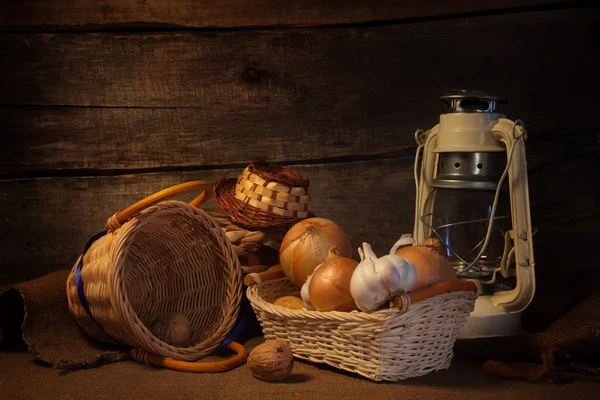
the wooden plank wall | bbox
[0,0,598,330]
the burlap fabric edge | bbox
[0,269,128,370]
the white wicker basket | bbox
[246,276,477,381]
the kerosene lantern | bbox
[413,90,535,338]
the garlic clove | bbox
[350,259,387,312]
[300,265,320,310]
[382,255,418,295]
[389,233,417,255]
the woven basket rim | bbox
[246,277,474,321]
[117,201,242,353]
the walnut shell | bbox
[149,312,192,347]
[247,339,294,382]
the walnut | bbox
[149,312,192,347]
[247,339,294,382]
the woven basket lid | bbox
[213,161,314,231]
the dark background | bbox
[0,0,598,331]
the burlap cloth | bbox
[0,270,128,369]
[1,269,599,381]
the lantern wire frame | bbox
[414,120,532,282]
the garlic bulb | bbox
[350,242,417,312]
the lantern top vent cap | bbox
[439,89,506,113]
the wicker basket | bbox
[206,209,284,271]
[66,181,244,364]
[246,274,478,381]
[213,161,315,231]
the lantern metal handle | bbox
[413,126,439,241]
[489,118,536,313]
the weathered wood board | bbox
[0,0,570,30]
[1,7,598,174]
[1,9,597,109]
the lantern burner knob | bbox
[439,89,506,114]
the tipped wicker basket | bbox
[66,181,244,365]
[246,272,478,381]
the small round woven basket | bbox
[66,181,243,363]
[213,161,314,231]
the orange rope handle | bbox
[130,341,248,373]
[106,181,213,232]
[243,266,285,286]
[392,280,480,310]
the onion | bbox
[279,218,352,287]
[273,296,305,310]
[393,238,457,290]
[307,246,359,312]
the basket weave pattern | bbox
[213,161,314,231]
[67,200,242,362]
[234,167,312,216]
[247,278,476,381]
[207,209,284,268]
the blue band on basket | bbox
[216,269,258,351]
[75,230,124,345]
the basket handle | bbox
[106,180,213,232]
[243,266,285,286]
[129,341,248,373]
[391,280,479,311]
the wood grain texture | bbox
[0,106,416,173]
[0,8,597,109]
[527,134,599,223]
[0,111,597,175]
[0,0,571,30]
[1,147,596,284]
[1,8,598,173]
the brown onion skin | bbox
[279,218,352,287]
[308,248,359,312]
[394,239,457,290]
